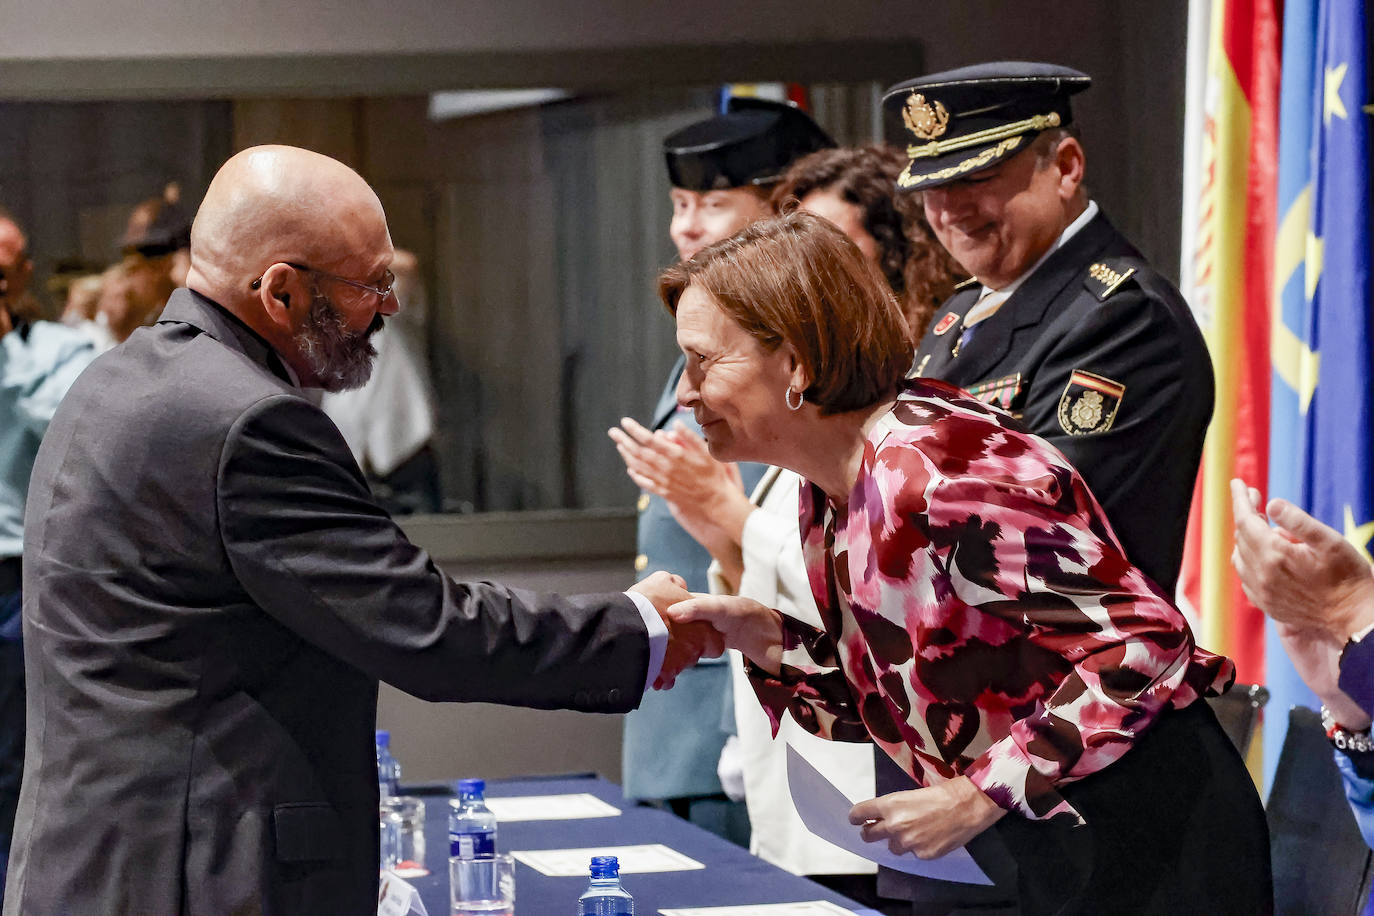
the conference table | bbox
[399,774,881,914]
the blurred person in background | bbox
[775,144,963,340]
[0,209,95,896]
[611,144,963,905]
[59,272,115,352]
[611,97,833,845]
[102,183,193,343]
[320,248,441,514]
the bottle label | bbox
[449,832,495,859]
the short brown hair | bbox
[773,145,966,340]
[659,210,910,415]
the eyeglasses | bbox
[250,262,395,301]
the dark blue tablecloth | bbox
[399,774,879,915]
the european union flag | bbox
[1303,0,1372,551]
[1265,0,1371,788]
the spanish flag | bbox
[1179,0,1280,686]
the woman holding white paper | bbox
[656,211,1271,915]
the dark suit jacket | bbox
[913,210,1213,594]
[5,290,650,916]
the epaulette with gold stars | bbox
[1083,258,1138,301]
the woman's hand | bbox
[668,595,785,674]
[609,418,755,583]
[849,777,1006,859]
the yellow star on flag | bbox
[1326,61,1350,125]
[1344,505,1374,564]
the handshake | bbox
[629,571,785,690]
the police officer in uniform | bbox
[874,62,1217,913]
[616,97,833,843]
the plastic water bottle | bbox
[577,855,633,915]
[375,730,401,799]
[448,778,497,860]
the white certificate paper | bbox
[484,793,621,821]
[511,843,704,877]
[785,744,992,885]
[659,902,859,916]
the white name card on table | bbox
[512,844,704,876]
[377,871,429,916]
[660,902,859,916]
[785,744,992,886]
[484,792,621,822]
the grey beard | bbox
[295,292,379,392]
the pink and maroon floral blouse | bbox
[748,378,1233,824]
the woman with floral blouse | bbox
[662,211,1271,915]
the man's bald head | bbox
[184,146,397,390]
[187,146,391,304]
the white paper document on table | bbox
[484,792,620,821]
[512,843,704,876]
[785,744,992,886]
[659,902,859,916]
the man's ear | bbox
[1055,136,1086,200]
[256,263,302,331]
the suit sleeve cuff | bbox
[1339,630,1374,718]
[626,590,668,693]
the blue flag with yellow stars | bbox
[1265,0,1372,789]
[1302,0,1372,564]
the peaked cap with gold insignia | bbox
[881,61,1090,192]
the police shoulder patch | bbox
[1057,369,1125,436]
[1083,258,1138,301]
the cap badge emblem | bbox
[903,93,950,140]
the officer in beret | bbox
[612,97,832,843]
[876,63,1226,914]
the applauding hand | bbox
[1230,478,1374,640]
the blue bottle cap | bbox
[375,730,390,746]
[589,855,620,878]
[457,778,486,797]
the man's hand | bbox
[1275,622,1373,729]
[628,572,724,690]
[849,777,1006,859]
[1230,478,1374,639]
[668,595,784,674]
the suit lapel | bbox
[913,286,979,380]
[748,465,785,505]
[943,212,1120,384]
[651,355,686,430]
